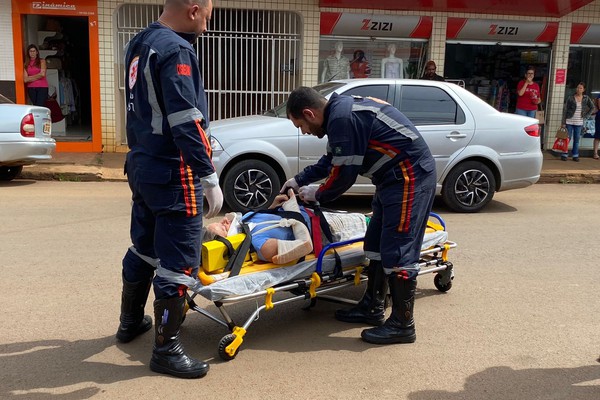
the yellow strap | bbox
[309,272,322,298]
[354,266,364,286]
[442,243,450,262]
[226,326,247,357]
[265,287,275,310]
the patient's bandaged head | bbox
[225,212,243,236]
[321,211,367,242]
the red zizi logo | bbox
[177,64,191,76]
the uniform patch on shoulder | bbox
[333,146,344,155]
[177,64,191,76]
[128,56,139,90]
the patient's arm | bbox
[259,239,279,261]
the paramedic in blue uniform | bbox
[282,87,436,344]
[116,0,221,379]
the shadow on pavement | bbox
[0,337,151,399]
[408,364,600,400]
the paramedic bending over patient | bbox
[281,87,436,345]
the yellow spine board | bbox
[201,233,249,272]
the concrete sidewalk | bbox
[20,150,600,184]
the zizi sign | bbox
[488,25,519,36]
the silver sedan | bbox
[0,93,55,181]
[210,79,542,213]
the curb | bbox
[20,166,127,182]
[536,172,600,184]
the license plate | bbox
[43,121,51,135]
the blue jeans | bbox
[515,108,536,118]
[564,124,583,158]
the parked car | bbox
[0,93,55,181]
[210,79,542,213]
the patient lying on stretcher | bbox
[204,190,368,265]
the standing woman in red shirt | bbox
[23,44,49,106]
[515,66,541,117]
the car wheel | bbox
[223,159,281,212]
[442,161,496,213]
[0,166,24,181]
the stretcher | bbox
[186,212,457,361]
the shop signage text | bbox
[32,1,76,10]
[321,12,432,38]
[489,25,519,36]
[447,18,558,43]
[361,19,393,32]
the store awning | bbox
[319,0,594,18]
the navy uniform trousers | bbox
[122,158,203,299]
[364,157,436,278]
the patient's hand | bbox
[269,193,290,209]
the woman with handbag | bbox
[561,82,596,162]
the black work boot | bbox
[150,296,209,379]
[335,261,388,326]
[116,275,152,343]
[361,274,417,344]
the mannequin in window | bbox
[321,41,350,82]
[381,43,404,79]
[350,49,371,79]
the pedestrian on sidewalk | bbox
[593,93,600,160]
[561,82,595,162]
[116,0,222,380]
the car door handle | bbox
[446,131,467,139]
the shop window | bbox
[318,38,427,83]
[399,86,464,125]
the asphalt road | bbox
[0,181,599,399]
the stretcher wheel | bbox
[434,273,452,292]
[218,334,239,361]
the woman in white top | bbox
[381,43,403,79]
[561,82,595,162]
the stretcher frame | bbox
[186,213,457,361]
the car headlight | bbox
[210,136,223,152]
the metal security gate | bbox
[116,5,302,144]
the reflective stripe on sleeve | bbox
[168,108,205,128]
[144,49,163,135]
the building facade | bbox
[1,0,599,153]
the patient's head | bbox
[206,216,232,240]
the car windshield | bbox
[0,93,14,104]
[262,82,346,118]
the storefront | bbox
[10,0,102,152]
[444,18,558,114]
[567,23,600,149]
[319,12,432,83]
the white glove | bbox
[280,177,299,193]
[298,185,318,203]
[201,172,223,219]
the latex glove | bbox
[280,177,299,194]
[201,172,223,219]
[298,185,318,203]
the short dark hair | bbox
[286,87,327,119]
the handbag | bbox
[555,127,568,139]
[535,106,545,125]
[552,137,569,153]
[583,118,595,136]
